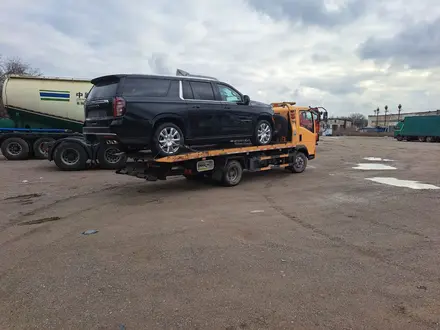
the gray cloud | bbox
[247,0,367,27]
[301,75,373,95]
[311,53,331,63]
[1,0,440,117]
[148,53,172,75]
[358,18,440,69]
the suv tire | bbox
[252,119,273,146]
[152,122,184,157]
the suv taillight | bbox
[113,97,126,117]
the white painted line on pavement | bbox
[366,177,440,190]
[353,163,397,170]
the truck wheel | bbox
[1,137,30,160]
[287,152,307,173]
[418,136,426,142]
[152,123,184,157]
[33,137,55,159]
[97,145,127,169]
[252,119,273,146]
[396,135,403,141]
[222,160,243,187]
[426,136,434,143]
[53,142,87,171]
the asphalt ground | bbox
[1,136,440,329]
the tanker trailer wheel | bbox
[53,141,87,171]
[1,137,30,160]
[33,137,55,159]
[97,145,127,169]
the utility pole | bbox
[397,104,402,122]
[376,107,379,127]
[384,105,388,129]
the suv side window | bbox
[182,80,194,99]
[122,78,171,97]
[190,81,215,100]
[217,84,242,103]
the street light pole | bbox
[384,105,388,129]
[376,107,379,127]
[398,104,402,122]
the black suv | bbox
[83,73,274,156]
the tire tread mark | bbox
[264,195,435,278]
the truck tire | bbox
[287,152,307,173]
[53,141,87,171]
[97,145,126,169]
[1,137,30,160]
[252,119,273,146]
[33,137,55,159]
[152,122,185,157]
[222,160,243,187]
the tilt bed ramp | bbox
[113,102,327,187]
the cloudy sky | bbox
[1,0,439,117]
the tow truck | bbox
[110,102,327,187]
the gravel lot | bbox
[1,136,440,329]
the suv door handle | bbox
[225,106,231,109]
[192,105,200,109]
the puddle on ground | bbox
[366,177,440,190]
[353,163,397,170]
[363,157,394,162]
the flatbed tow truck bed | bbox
[116,142,313,187]
[113,102,326,187]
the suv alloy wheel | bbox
[152,122,184,157]
[252,119,273,146]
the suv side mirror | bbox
[242,95,250,105]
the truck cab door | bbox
[298,110,317,155]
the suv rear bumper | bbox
[83,127,151,151]
[83,127,118,137]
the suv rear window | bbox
[122,78,171,97]
[88,82,118,99]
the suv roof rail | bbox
[176,69,218,81]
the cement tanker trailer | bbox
[1,75,126,170]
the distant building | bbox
[368,110,440,129]
[327,118,353,132]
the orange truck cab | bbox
[271,102,328,144]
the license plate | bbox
[88,110,107,118]
[196,159,214,172]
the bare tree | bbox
[348,113,367,128]
[0,55,42,117]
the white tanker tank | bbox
[1,75,92,132]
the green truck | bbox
[394,115,440,142]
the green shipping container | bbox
[394,115,440,141]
